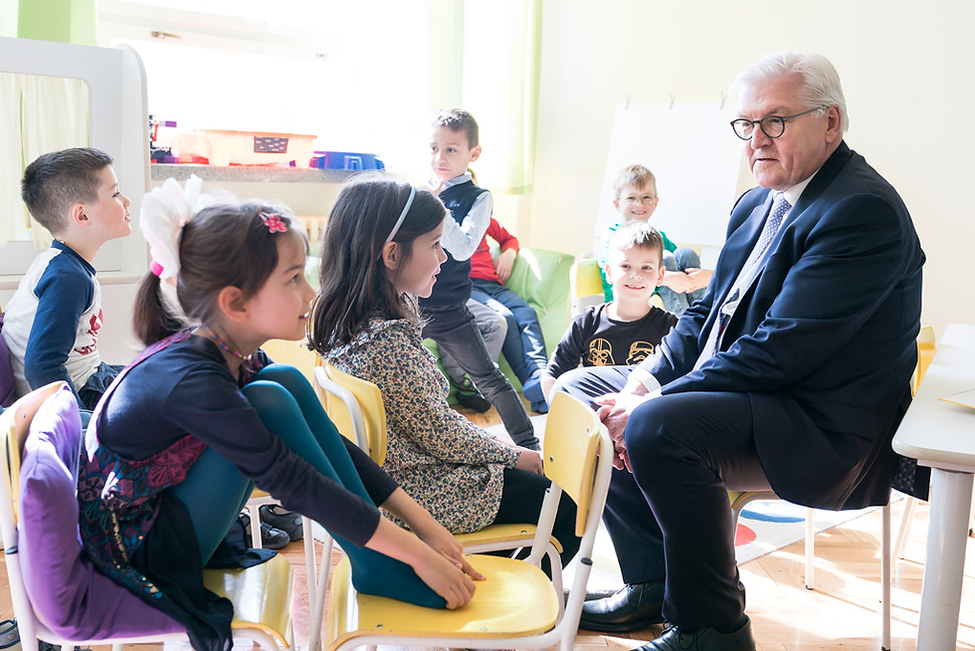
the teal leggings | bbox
[169,364,446,608]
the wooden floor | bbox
[3,404,975,650]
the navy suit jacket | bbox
[641,141,924,509]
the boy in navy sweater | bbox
[2,148,131,417]
[419,109,537,449]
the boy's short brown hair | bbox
[21,147,114,234]
[609,220,664,266]
[613,164,657,199]
[432,108,479,148]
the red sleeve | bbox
[470,218,519,283]
[487,218,519,252]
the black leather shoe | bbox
[578,580,665,632]
[633,617,756,651]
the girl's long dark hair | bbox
[134,202,305,345]
[309,177,446,352]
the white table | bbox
[893,324,975,650]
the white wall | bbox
[529,0,975,337]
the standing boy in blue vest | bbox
[419,108,538,450]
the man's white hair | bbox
[732,51,849,134]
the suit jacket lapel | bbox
[718,192,774,302]
[720,141,855,349]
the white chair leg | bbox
[893,496,917,561]
[804,507,815,589]
[882,502,892,651]
[249,507,263,549]
[111,644,124,651]
[307,535,334,651]
[303,516,317,597]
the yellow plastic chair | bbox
[314,361,562,565]
[314,361,386,466]
[322,391,613,651]
[728,325,935,651]
[0,382,294,651]
[309,361,565,651]
[569,257,604,316]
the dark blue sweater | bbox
[419,180,488,310]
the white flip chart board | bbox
[595,103,744,256]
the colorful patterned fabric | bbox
[77,330,266,603]
[323,316,520,533]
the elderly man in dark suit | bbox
[555,52,924,651]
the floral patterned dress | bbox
[324,316,520,533]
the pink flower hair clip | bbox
[260,212,288,233]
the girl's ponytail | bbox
[133,271,185,345]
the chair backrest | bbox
[0,309,17,408]
[314,361,387,466]
[542,391,612,537]
[0,381,185,644]
[912,325,936,397]
[0,381,63,526]
[569,258,604,316]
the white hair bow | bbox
[139,175,205,279]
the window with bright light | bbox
[99,0,435,178]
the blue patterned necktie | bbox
[695,193,791,368]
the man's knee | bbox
[624,397,694,465]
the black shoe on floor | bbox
[259,504,303,542]
[579,580,665,633]
[239,512,290,550]
[451,376,492,413]
[632,617,756,651]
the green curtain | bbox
[17,0,97,45]
[425,0,543,195]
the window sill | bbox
[151,164,358,184]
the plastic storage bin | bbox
[310,151,385,171]
[201,130,317,167]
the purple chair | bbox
[0,382,294,651]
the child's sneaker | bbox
[237,512,290,550]
[451,375,492,413]
[259,504,303,542]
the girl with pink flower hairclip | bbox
[77,178,480,651]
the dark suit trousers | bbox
[554,366,774,629]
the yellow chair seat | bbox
[454,523,563,554]
[203,553,295,648]
[325,554,559,648]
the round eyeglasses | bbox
[730,105,829,140]
[622,194,657,206]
